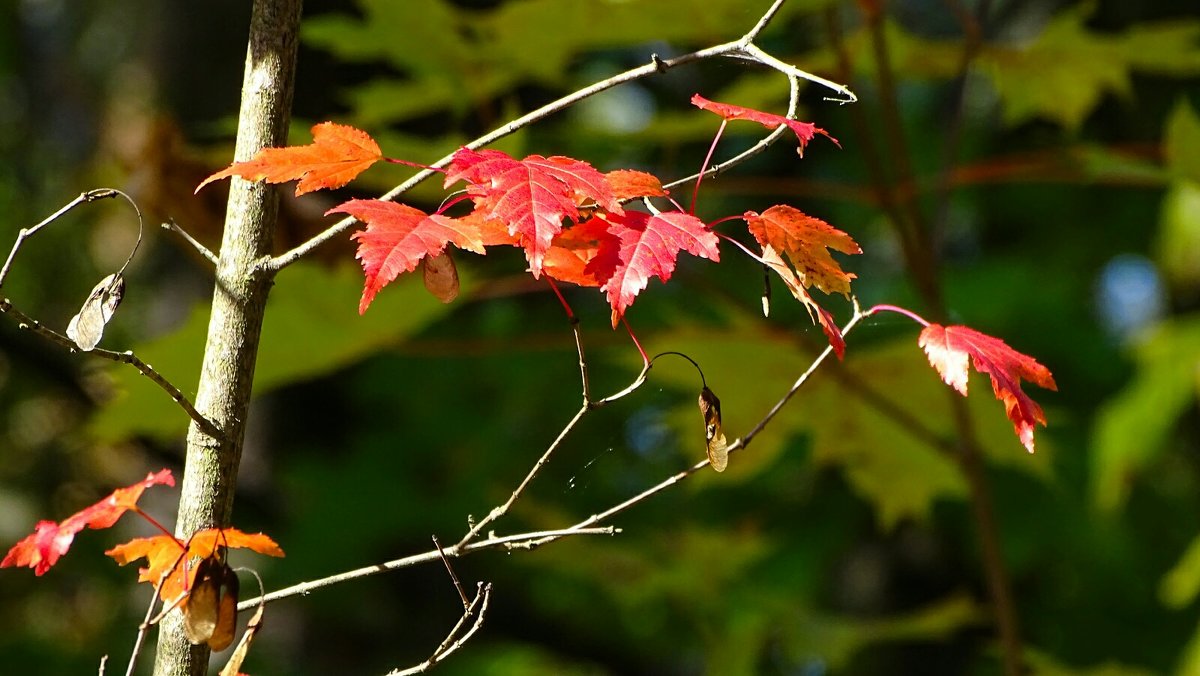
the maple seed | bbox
[422,251,460,303]
[67,273,125,351]
[698,386,729,472]
[183,552,240,651]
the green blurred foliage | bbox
[1,0,1200,675]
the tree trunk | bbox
[152,1,302,674]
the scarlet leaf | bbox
[107,527,283,605]
[542,217,622,288]
[919,324,1058,453]
[692,94,838,155]
[759,244,846,358]
[745,205,861,297]
[444,148,621,276]
[196,122,382,196]
[604,169,668,201]
[337,199,485,314]
[1,469,174,576]
[600,211,720,326]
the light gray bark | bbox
[152,1,302,674]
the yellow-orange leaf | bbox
[745,205,861,297]
[605,169,667,201]
[196,122,382,196]
[106,527,283,605]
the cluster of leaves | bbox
[198,96,853,348]
[1,470,283,651]
[198,93,1056,454]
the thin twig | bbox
[0,299,222,438]
[262,0,854,273]
[163,220,219,267]
[386,582,492,676]
[239,308,864,612]
[570,317,592,404]
[455,404,590,548]
[124,569,172,676]
[739,43,856,104]
[0,189,119,289]
[433,536,469,609]
[236,527,615,611]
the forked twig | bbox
[0,189,119,289]
[237,526,616,611]
[387,582,492,676]
[238,304,865,612]
[0,193,222,439]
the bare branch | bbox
[0,189,119,289]
[739,43,857,104]
[455,403,589,548]
[238,308,866,613]
[433,536,469,609]
[123,567,175,676]
[386,582,492,676]
[237,527,615,611]
[0,299,222,438]
[163,220,218,267]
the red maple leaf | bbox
[196,122,382,196]
[107,527,283,605]
[919,324,1057,453]
[745,205,861,297]
[335,199,486,314]
[692,94,837,155]
[443,148,621,276]
[760,244,845,358]
[2,470,174,575]
[599,211,720,326]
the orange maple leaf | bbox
[542,217,621,288]
[745,205,861,297]
[604,169,668,201]
[196,122,382,196]
[1,470,174,576]
[107,527,283,605]
[919,324,1057,453]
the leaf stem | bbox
[693,119,727,215]
[132,509,188,550]
[865,303,930,327]
[650,351,707,389]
